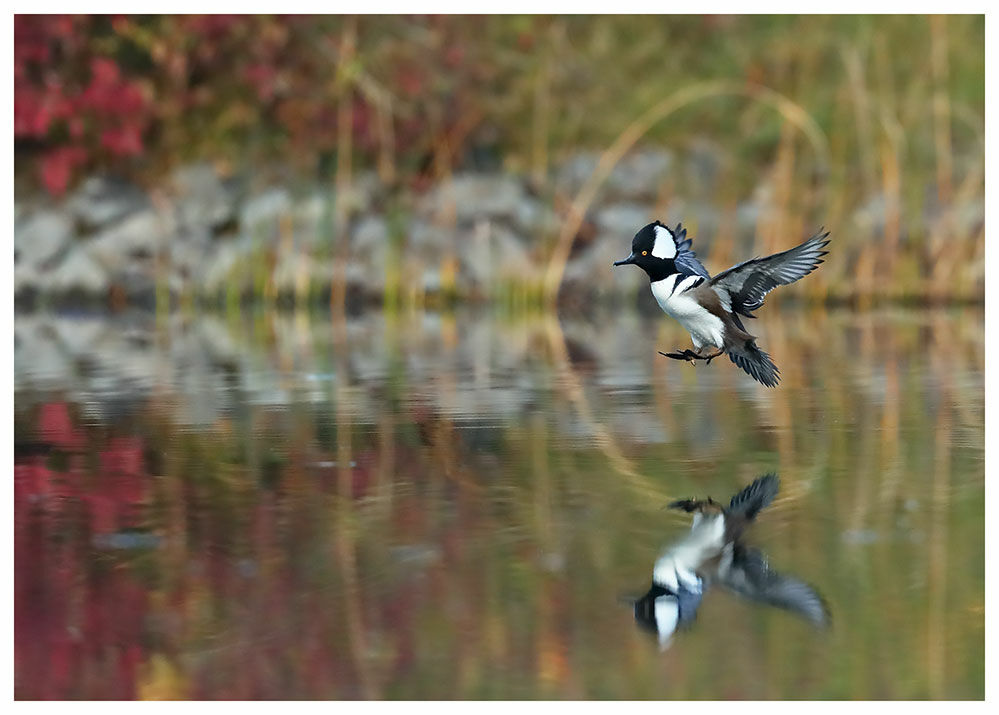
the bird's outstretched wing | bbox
[716,544,830,628]
[654,222,711,279]
[710,230,830,318]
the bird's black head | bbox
[613,221,677,281]
[632,583,669,636]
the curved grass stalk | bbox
[542,80,829,301]
[541,315,668,506]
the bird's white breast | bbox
[650,274,725,349]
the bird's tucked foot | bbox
[659,348,724,364]
[702,349,724,365]
[659,349,699,363]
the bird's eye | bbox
[642,251,648,256]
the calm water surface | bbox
[14,305,984,699]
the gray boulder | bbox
[170,163,236,230]
[596,202,653,234]
[458,220,532,287]
[607,149,673,200]
[293,193,332,250]
[420,173,526,222]
[240,188,292,238]
[87,208,168,267]
[69,176,148,230]
[511,196,560,237]
[48,247,109,294]
[14,263,40,295]
[14,209,73,269]
[563,233,644,295]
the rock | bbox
[293,193,332,249]
[563,233,644,295]
[555,148,673,201]
[69,175,148,230]
[200,236,255,291]
[170,163,236,230]
[337,171,378,215]
[14,263,40,295]
[684,140,723,196]
[87,208,168,267]
[48,247,109,294]
[488,223,532,277]
[607,149,673,199]
[420,173,526,222]
[52,318,108,357]
[273,251,320,294]
[408,220,452,254]
[167,236,208,286]
[595,202,653,234]
[240,188,292,237]
[458,220,532,286]
[15,209,73,269]
[511,197,559,236]
[555,152,600,194]
[352,215,389,250]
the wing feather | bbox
[717,544,830,628]
[710,230,830,317]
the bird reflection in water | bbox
[631,474,830,648]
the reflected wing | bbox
[727,473,779,521]
[710,231,830,317]
[717,544,830,628]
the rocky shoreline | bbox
[14,148,984,311]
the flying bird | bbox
[631,473,830,648]
[613,222,830,387]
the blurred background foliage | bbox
[13,15,985,305]
[15,15,985,193]
[14,15,985,299]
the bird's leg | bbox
[700,348,725,365]
[661,348,724,364]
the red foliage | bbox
[39,401,83,450]
[15,403,154,698]
[15,17,151,194]
[15,15,523,195]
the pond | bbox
[14,304,984,699]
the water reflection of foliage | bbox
[14,307,983,698]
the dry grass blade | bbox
[542,80,829,301]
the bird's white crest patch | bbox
[651,224,677,259]
[654,595,679,645]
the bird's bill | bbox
[613,253,637,266]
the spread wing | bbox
[716,544,830,628]
[710,230,830,318]
[655,222,711,279]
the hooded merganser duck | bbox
[631,473,829,648]
[613,222,830,387]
